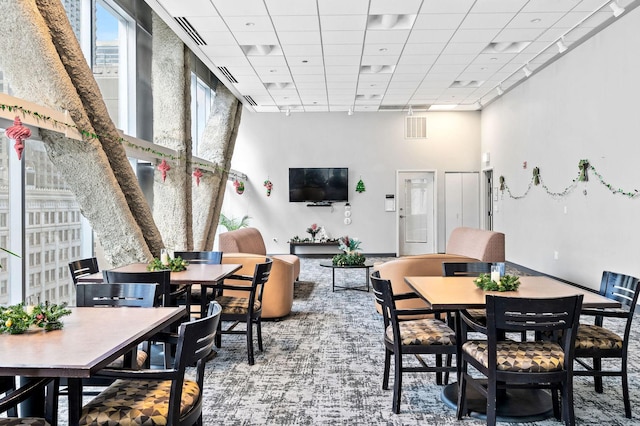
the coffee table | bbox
[320,262,374,292]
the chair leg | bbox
[247,320,255,365]
[486,377,497,426]
[456,368,468,420]
[593,358,603,393]
[562,380,576,426]
[435,354,443,385]
[392,351,402,414]
[383,348,391,390]
[215,321,222,348]
[256,318,264,352]
[622,357,632,418]
[551,386,561,420]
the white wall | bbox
[223,111,481,255]
[482,7,640,289]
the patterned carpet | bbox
[56,257,639,425]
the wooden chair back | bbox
[76,283,158,308]
[174,251,222,265]
[442,261,492,277]
[69,257,99,285]
[103,270,171,307]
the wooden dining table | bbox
[404,275,621,422]
[77,262,242,317]
[0,306,186,425]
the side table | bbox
[320,262,374,292]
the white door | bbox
[397,171,436,255]
[445,172,480,242]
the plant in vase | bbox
[332,236,366,266]
[306,223,320,241]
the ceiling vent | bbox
[265,82,293,90]
[360,65,395,74]
[174,17,206,46]
[217,67,238,84]
[243,95,257,106]
[482,41,530,54]
[367,14,417,30]
[240,45,282,56]
[405,116,427,139]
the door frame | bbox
[482,168,494,230]
[396,169,438,256]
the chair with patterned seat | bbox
[78,302,222,426]
[214,259,272,365]
[371,270,457,414]
[573,271,640,419]
[0,377,59,426]
[457,294,583,426]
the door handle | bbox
[399,215,405,218]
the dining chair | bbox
[102,269,175,309]
[68,257,99,285]
[370,271,457,414]
[76,282,158,309]
[457,294,583,426]
[174,251,223,318]
[0,377,59,426]
[214,258,272,365]
[78,302,222,426]
[573,271,640,418]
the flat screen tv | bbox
[289,167,349,203]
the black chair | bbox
[78,302,222,426]
[68,257,99,285]
[371,270,457,414]
[102,270,175,309]
[573,271,640,418]
[174,251,223,317]
[457,294,583,426]
[0,377,59,426]
[215,259,272,365]
[76,282,158,308]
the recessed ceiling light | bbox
[530,18,541,23]
[269,69,277,73]
[302,60,308,63]
[245,22,255,27]
[379,48,388,52]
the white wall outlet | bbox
[554,251,559,260]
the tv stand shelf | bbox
[290,241,340,256]
[306,202,333,207]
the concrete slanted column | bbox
[34,0,164,259]
[194,83,242,250]
[152,13,193,252]
[0,0,152,266]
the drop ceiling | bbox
[145,0,638,113]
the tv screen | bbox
[289,168,349,203]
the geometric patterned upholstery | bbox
[79,379,200,425]
[462,340,565,372]
[106,350,149,369]
[215,296,261,316]
[0,419,49,426]
[385,319,456,346]
[575,324,623,351]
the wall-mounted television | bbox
[289,167,349,203]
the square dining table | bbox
[403,275,621,422]
[77,262,242,317]
[0,306,186,425]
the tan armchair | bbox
[222,253,294,319]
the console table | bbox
[289,241,340,256]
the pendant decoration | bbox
[578,159,589,182]
[263,179,273,196]
[356,178,366,193]
[158,159,171,182]
[193,168,203,186]
[234,179,245,195]
[5,116,31,160]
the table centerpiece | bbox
[474,273,521,292]
[0,302,72,334]
[332,236,366,266]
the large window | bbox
[191,74,213,156]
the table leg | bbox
[68,378,82,426]
[332,268,336,292]
[17,377,44,418]
[365,266,370,292]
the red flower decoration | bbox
[158,159,171,182]
[5,117,31,160]
[193,168,203,186]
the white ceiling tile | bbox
[325,65,359,75]
[278,31,322,44]
[506,12,565,29]
[461,13,516,29]
[413,14,466,30]
[323,44,364,56]
[326,74,359,82]
[253,106,281,112]
[281,44,324,56]
[265,0,318,15]
[272,15,320,32]
[365,30,411,44]
[295,82,326,89]
[470,0,528,13]
[293,74,327,82]
[450,28,502,43]
[493,28,546,42]
[402,44,446,55]
[429,63,467,74]
[387,81,422,89]
[317,0,370,15]
[521,0,582,13]
[390,73,427,83]
[158,0,219,17]
[287,56,324,66]
[182,16,226,30]
[324,56,362,66]
[225,66,260,76]
[320,15,368,32]
[247,56,289,67]
[200,45,245,57]
[223,16,274,32]
[408,29,456,43]
[209,56,252,67]
[233,31,279,44]
[210,0,269,17]
[254,67,292,79]
[436,54,480,65]
[397,53,439,65]
[321,30,366,44]
[441,42,488,55]
[362,44,404,56]
[303,106,331,111]
[290,66,325,75]
[199,30,238,45]
[326,81,357,89]
[369,0,422,14]
[361,55,400,66]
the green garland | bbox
[147,256,188,272]
[0,103,229,175]
[0,302,72,334]
[501,159,639,200]
[474,274,521,292]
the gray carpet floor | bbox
[56,257,639,425]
